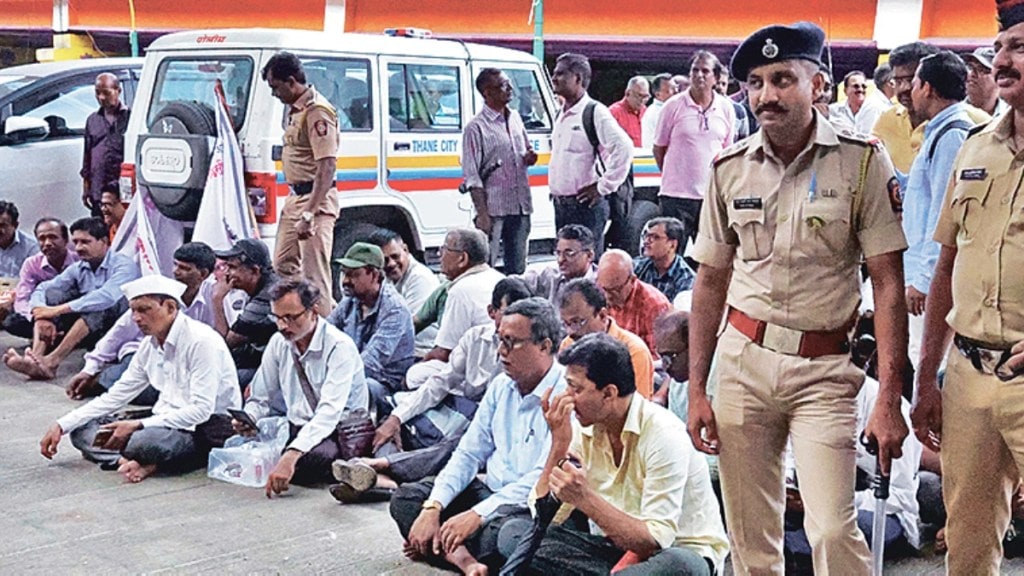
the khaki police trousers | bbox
[713,324,871,575]
[274,190,338,315]
[942,348,1024,575]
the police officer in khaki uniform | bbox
[687,22,911,574]
[262,52,340,315]
[913,3,1024,573]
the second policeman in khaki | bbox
[687,22,911,574]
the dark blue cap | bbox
[730,21,826,81]
[998,0,1024,31]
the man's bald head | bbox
[654,310,690,382]
[596,249,635,308]
[94,73,122,113]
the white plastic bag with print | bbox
[207,416,290,488]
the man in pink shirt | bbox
[2,218,77,338]
[653,50,735,245]
[608,76,650,148]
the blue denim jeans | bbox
[553,195,610,258]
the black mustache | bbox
[996,67,1022,81]
[755,104,787,115]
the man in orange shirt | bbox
[557,277,654,400]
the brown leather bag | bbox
[292,352,374,459]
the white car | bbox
[0,58,142,229]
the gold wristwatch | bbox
[421,499,443,512]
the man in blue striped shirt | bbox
[390,297,566,576]
[903,51,975,368]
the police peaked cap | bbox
[998,0,1024,31]
[730,21,826,81]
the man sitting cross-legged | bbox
[499,333,729,575]
[232,280,369,497]
[328,277,533,503]
[38,275,241,483]
[6,216,139,380]
[388,297,567,576]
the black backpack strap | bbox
[927,119,973,161]
[582,101,607,174]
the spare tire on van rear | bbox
[136,101,216,221]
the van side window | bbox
[508,69,551,131]
[387,63,461,132]
[13,72,122,138]
[300,58,372,131]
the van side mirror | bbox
[3,116,50,144]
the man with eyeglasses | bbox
[212,239,280,391]
[391,297,566,576]
[654,309,691,416]
[557,277,654,400]
[327,242,415,418]
[233,279,368,497]
[963,46,1009,117]
[596,249,671,358]
[518,224,597,305]
[633,216,696,302]
[609,76,650,148]
[872,42,990,184]
[653,50,736,245]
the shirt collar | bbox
[160,312,188,351]
[992,107,1016,143]
[188,276,216,312]
[42,248,77,273]
[745,110,838,160]
[291,316,328,356]
[581,393,644,439]
[290,86,317,113]
[449,263,491,287]
[562,94,592,117]
[924,102,969,137]
[508,361,564,401]
[482,105,509,122]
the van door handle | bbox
[393,142,411,151]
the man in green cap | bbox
[327,242,416,414]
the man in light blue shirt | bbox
[390,297,566,576]
[5,217,139,380]
[903,52,975,368]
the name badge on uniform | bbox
[733,197,763,210]
[960,168,987,181]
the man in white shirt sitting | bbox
[233,279,369,497]
[38,275,242,484]
[65,242,233,402]
[368,228,440,356]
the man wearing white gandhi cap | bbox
[39,274,242,484]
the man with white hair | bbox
[38,275,241,484]
[609,75,650,148]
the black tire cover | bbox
[143,101,216,221]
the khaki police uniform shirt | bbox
[934,111,1024,346]
[693,112,907,332]
[282,85,340,184]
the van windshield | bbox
[147,57,254,130]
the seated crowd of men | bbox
[7,208,927,574]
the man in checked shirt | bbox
[463,68,538,275]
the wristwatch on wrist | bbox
[301,211,315,223]
[421,499,443,512]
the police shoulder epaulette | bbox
[713,140,749,165]
[967,122,989,139]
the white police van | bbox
[120,28,560,281]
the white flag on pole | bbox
[111,186,179,276]
[193,81,259,251]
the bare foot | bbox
[25,349,56,380]
[2,348,17,365]
[402,540,424,561]
[117,459,158,483]
[935,527,947,554]
[464,562,487,576]
[6,349,54,380]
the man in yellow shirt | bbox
[556,277,655,401]
[504,333,729,574]
[873,41,990,181]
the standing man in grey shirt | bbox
[463,68,538,275]
[80,73,129,218]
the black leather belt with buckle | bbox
[953,333,1018,381]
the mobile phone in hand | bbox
[228,408,258,430]
[92,428,114,448]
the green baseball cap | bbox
[335,242,384,269]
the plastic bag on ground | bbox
[207,416,290,487]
